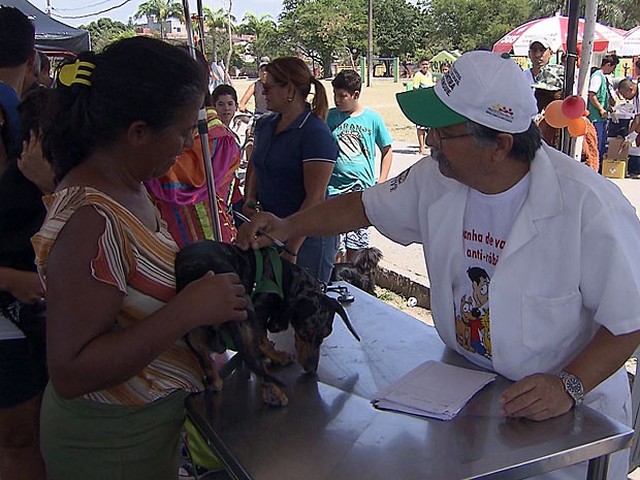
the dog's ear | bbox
[323,296,361,341]
[353,247,383,273]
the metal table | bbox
[186,283,632,480]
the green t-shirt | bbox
[587,70,609,122]
[327,107,393,196]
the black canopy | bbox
[1,0,90,53]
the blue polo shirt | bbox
[0,82,20,144]
[252,106,337,217]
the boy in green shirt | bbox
[327,69,393,262]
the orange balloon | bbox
[545,100,570,128]
[567,116,587,137]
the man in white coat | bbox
[237,50,640,479]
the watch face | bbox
[561,372,584,405]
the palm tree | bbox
[203,6,230,63]
[134,0,185,40]
[239,12,278,65]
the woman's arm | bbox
[280,161,335,261]
[45,206,247,399]
[378,145,393,183]
[238,83,256,112]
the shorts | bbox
[0,303,47,409]
[338,227,371,252]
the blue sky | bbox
[28,0,283,27]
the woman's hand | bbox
[241,199,259,218]
[174,271,248,329]
[0,268,44,304]
[18,131,55,194]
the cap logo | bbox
[440,65,462,97]
[485,104,514,123]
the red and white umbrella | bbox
[616,26,640,57]
[493,16,624,56]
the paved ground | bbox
[371,141,640,288]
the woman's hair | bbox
[16,86,51,152]
[44,36,208,181]
[266,57,329,121]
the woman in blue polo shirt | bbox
[243,57,338,282]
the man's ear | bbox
[26,50,36,71]
[126,121,152,147]
[353,90,361,100]
[492,133,514,162]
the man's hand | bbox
[235,212,290,251]
[499,373,574,421]
[599,109,608,119]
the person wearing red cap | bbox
[238,50,640,480]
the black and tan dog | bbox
[175,240,360,407]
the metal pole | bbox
[196,0,206,56]
[181,0,223,242]
[562,0,580,155]
[367,0,373,87]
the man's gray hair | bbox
[466,121,541,164]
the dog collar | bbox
[251,247,285,300]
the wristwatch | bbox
[558,370,584,406]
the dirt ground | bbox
[375,286,433,326]
[231,77,417,143]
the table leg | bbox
[587,454,610,480]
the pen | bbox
[233,211,297,256]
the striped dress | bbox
[32,186,205,406]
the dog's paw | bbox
[260,338,295,367]
[261,383,289,407]
[205,376,224,392]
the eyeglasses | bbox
[426,128,471,150]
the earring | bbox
[287,97,293,102]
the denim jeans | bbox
[593,120,607,172]
[296,235,339,284]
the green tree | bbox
[79,18,136,52]
[239,12,280,62]
[279,0,367,77]
[374,0,428,59]
[134,0,185,39]
[419,0,530,51]
[518,0,640,30]
[202,6,230,62]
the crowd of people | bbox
[2,3,640,479]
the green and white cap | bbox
[396,51,538,134]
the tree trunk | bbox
[321,53,332,78]
[225,0,233,75]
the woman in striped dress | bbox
[32,37,248,480]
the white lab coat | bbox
[363,143,640,479]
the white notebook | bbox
[372,360,497,420]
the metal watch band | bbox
[559,370,584,406]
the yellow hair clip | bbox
[59,60,96,87]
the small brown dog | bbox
[175,240,360,406]
[331,247,383,295]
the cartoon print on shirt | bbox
[455,266,492,359]
[335,129,370,164]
